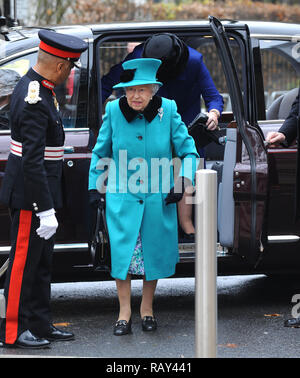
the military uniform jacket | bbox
[0,68,65,213]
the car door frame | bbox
[92,19,270,266]
[251,33,300,251]
[209,16,269,266]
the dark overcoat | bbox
[279,87,300,219]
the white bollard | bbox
[195,169,217,358]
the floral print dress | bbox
[128,232,145,275]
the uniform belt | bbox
[10,139,64,161]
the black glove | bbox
[165,177,191,205]
[89,189,105,209]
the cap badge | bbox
[25,81,42,104]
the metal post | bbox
[195,169,217,358]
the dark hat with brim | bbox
[38,30,88,66]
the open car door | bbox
[209,16,269,266]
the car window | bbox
[98,33,245,166]
[0,51,87,129]
[98,35,237,113]
[186,36,243,113]
[99,39,144,110]
[259,38,300,120]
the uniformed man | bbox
[0,30,87,349]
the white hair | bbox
[124,83,160,96]
[151,84,160,95]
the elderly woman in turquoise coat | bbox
[89,58,199,336]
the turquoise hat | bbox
[113,58,162,89]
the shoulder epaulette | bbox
[24,81,42,104]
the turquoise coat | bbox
[89,96,199,281]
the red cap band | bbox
[39,41,81,59]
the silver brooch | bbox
[158,107,164,122]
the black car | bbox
[0,17,300,285]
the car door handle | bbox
[64,146,74,154]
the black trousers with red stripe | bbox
[0,209,54,344]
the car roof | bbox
[0,25,93,57]
[2,24,92,41]
[87,19,300,36]
[244,20,300,36]
[1,19,299,50]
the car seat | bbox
[266,88,299,120]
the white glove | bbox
[36,208,58,240]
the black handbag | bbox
[187,112,225,149]
[89,206,111,272]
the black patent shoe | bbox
[113,319,132,336]
[181,232,195,243]
[284,317,300,327]
[142,316,157,332]
[39,325,75,341]
[4,330,51,349]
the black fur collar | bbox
[119,95,162,123]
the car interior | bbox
[97,33,298,248]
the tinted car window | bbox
[98,35,235,113]
[99,40,143,110]
[260,38,300,118]
[0,51,85,129]
[98,34,245,166]
[186,36,243,113]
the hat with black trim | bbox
[113,58,162,89]
[38,29,88,67]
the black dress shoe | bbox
[142,316,157,332]
[284,317,300,327]
[113,319,132,336]
[6,330,51,349]
[38,325,75,341]
[181,232,195,243]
